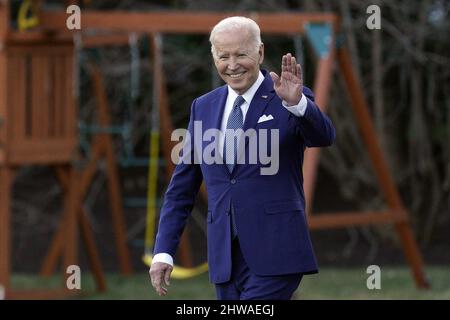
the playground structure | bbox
[0,3,84,299]
[0,1,429,299]
[0,1,133,298]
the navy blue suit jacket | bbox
[154,70,336,283]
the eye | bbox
[218,56,229,61]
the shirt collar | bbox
[227,71,265,104]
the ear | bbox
[258,43,264,65]
[211,52,220,67]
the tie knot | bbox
[234,95,245,109]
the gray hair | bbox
[209,16,262,57]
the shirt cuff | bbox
[282,94,308,117]
[152,253,174,266]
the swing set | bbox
[0,2,429,299]
[39,9,430,288]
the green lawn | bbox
[10,266,450,300]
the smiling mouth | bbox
[228,72,246,79]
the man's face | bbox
[212,29,264,95]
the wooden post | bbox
[78,206,107,291]
[0,0,10,295]
[62,167,79,285]
[0,167,13,294]
[0,0,9,164]
[303,44,335,216]
[41,165,107,292]
[337,46,429,288]
[91,65,133,275]
[101,134,134,275]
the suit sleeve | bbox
[294,86,336,147]
[153,99,203,256]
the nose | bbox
[227,57,239,71]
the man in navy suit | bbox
[149,16,335,300]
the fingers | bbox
[149,266,164,296]
[287,53,294,74]
[282,54,288,73]
[149,262,172,296]
[164,267,172,286]
[282,53,301,77]
[292,57,297,75]
[283,53,295,74]
[296,64,302,81]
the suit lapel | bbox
[207,86,230,176]
[243,74,275,134]
[211,86,228,130]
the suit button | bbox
[230,179,236,184]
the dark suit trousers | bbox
[215,238,303,300]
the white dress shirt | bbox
[152,71,308,267]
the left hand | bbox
[149,262,173,296]
[270,53,303,106]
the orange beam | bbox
[41,165,106,292]
[395,222,430,288]
[0,1,8,164]
[40,11,339,34]
[309,211,403,229]
[150,34,175,178]
[337,46,428,289]
[303,45,335,216]
[0,167,14,290]
[91,65,133,274]
[5,31,73,45]
[337,47,406,211]
[78,206,107,292]
[0,50,7,164]
[62,168,79,283]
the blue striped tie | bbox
[224,95,245,239]
[224,95,245,173]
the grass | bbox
[9,266,450,300]
[296,266,450,300]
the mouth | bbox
[227,71,246,79]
